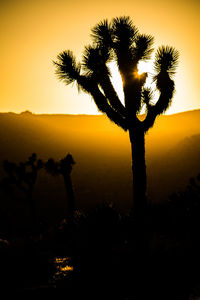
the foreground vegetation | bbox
[0,177,200,299]
[0,154,200,298]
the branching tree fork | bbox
[45,154,75,220]
[2,153,43,225]
[54,16,179,214]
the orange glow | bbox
[0,0,199,115]
[108,62,124,105]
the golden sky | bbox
[0,0,199,114]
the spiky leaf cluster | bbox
[54,50,81,85]
[154,46,179,76]
[82,45,111,78]
[1,153,43,195]
[133,34,154,62]
[54,16,179,132]
[142,88,154,107]
[91,20,113,48]
[45,154,75,177]
[112,16,138,46]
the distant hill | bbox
[0,110,200,223]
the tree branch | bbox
[142,76,175,132]
[99,75,126,117]
[78,75,127,130]
[92,85,128,131]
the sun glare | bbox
[107,60,161,112]
[108,62,124,105]
[108,60,154,96]
[137,60,156,90]
[137,60,153,75]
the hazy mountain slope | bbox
[147,133,200,203]
[0,110,199,220]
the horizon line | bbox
[0,108,200,117]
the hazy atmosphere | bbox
[1,0,200,114]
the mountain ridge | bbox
[0,109,199,222]
[1,108,199,117]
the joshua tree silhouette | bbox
[2,153,43,225]
[54,16,179,214]
[45,154,75,220]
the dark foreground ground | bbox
[1,199,200,300]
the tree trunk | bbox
[28,188,37,229]
[129,127,147,213]
[63,174,75,220]
[129,127,148,299]
[129,126,148,256]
